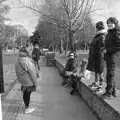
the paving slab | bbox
[2,57,98,120]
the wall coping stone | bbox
[55,57,120,120]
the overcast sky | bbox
[5,0,41,35]
[5,0,120,35]
[91,0,120,23]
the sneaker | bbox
[101,92,113,99]
[89,82,98,88]
[24,107,35,114]
[96,89,105,95]
[94,86,102,91]
[112,91,116,97]
[62,81,67,86]
[90,83,100,91]
[70,90,75,95]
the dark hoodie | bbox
[105,26,120,54]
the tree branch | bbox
[19,5,71,30]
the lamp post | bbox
[0,23,4,120]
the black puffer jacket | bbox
[105,26,120,54]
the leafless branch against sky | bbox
[4,0,120,35]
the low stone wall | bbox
[55,57,120,120]
[45,52,56,66]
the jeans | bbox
[23,89,32,108]
[34,60,40,70]
[105,53,116,95]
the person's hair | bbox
[96,21,105,31]
[107,17,119,27]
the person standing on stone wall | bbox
[102,17,120,98]
[87,21,106,92]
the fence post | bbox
[0,45,4,120]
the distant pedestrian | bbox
[15,43,38,114]
[87,21,106,91]
[32,44,41,72]
[103,17,120,98]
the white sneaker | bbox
[24,107,35,114]
[96,89,105,96]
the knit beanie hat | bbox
[107,17,119,26]
[96,21,105,30]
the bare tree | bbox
[18,0,96,51]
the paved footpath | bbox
[2,57,98,120]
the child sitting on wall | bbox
[62,52,77,86]
[79,59,91,81]
[69,59,91,95]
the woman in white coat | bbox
[15,43,38,114]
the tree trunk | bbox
[68,30,74,52]
[59,39,63,54]
[65,35,68,56]
[0,45,4,93]
[0,44,4,120]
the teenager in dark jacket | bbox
[32,44,41,71]
[87,21,106,91]
[103,17,120,98]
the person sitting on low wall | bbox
[70,59,91,95]
[62,52,77,87]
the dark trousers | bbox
[95,72,104,84]
[71,75,77,92]
[23,89,32,108]
[35,60,40,70]
[106,54,116,95]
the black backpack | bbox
[32,48,41,61]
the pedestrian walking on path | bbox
[32,43,41,73]
[15,43,38,114]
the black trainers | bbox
[112,91,116,97]
[62,81,67,86]
[70,90,75,95]
[101,92,113,99]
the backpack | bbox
[32,48,41,61]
